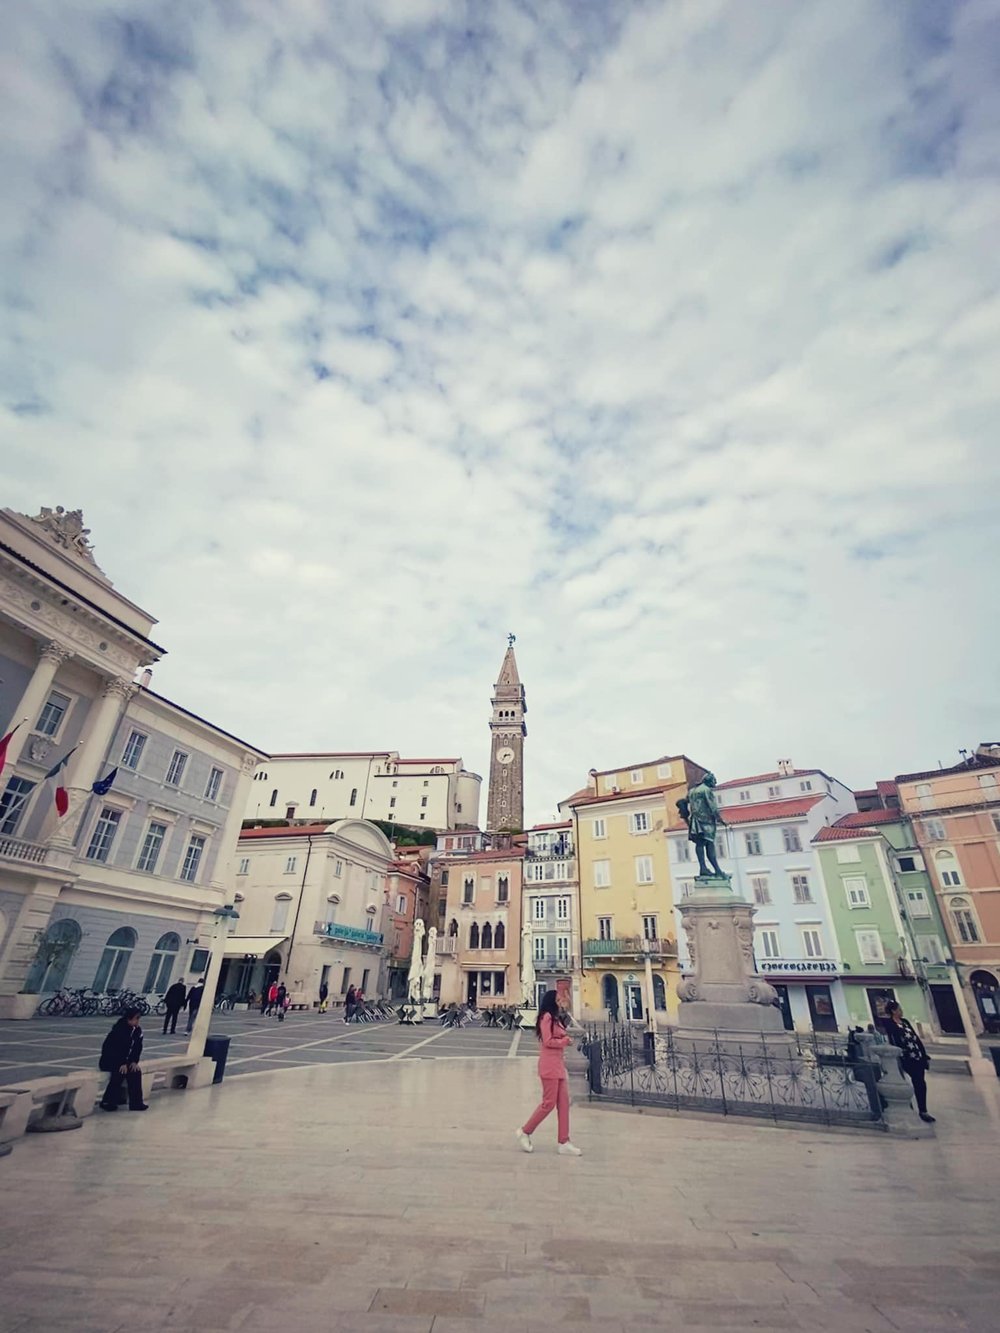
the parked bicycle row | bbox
[36,987,170,1018]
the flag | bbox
[0,722,22,780]
[92,767,118,797]
[44,747,78,817]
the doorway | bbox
[467,971,478,1005]
[602,974,619,1020]
[624,983,643,1022]
[866,987,897,1034]
[806,984,838,1032]
[930,983,964,1035]
[772,984,794,1031]
[971,970,1000,1034]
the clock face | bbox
[497,746,515,765]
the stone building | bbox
[0,505,264,1017]
[522,821,579,1014]
[432,843,524,1008]
[485,640,526,833]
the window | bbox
[598,916,613,940]
[923,818,946,841]
[532,898,546,922]
[494,922,505,949]
[350,788,358,807]
[393,894,406,915]
[556,896,569,920]
[799,780,813,792]
[470,923,481,950]
[758,928,780,960]
[493,970,505,995]
[676,839,691,862]
[0,777,34,836]
[836,843,861,864]
[750,876,770,905]
[768,785,782,798]
[657,763,672,779]
[843,876,870,909]
[556,936,569,961]
[949,899,980,944]
[205,767,224,802]
[979,774,997,790]
[935,851,962,887]
[802,927,824,959]
[238,857,250,876]
[36,690,71,738]
[922,935,946,965]
[190,947,209,973]
[180,835,206,883]
[420,796,428,808]
[497,875,509,903]
[642,914,658,941]
[906,888,931,918]
[592,818,607,839]
[121,730,147,770]
[991,812,1000,834]
[142,932,180,993]
[533,935,546,961]
[593,859,611,888]
[93,927,136,993]
[136,821,168,874]
[309,789,317,807]
[855,929,884,964]
[744,831,762,856]
[462,877,475,905]
[791,875,812,904]
[630,770,643,784]
[635,855,654,884]
[389,797,396,809]
[86,807,122,863]
[782,827,802,853]
[24,917,80,994]
[916,783,932,798]
[341,967,352,993]
[285,806,295,820]
[480,972,492,996]
[271,895,292,933]
[739,789,751,802]
[334,860,343,877]
[896,855,920,873]
[166,750,188,787]
[284,856,297,874]
[629,811,650,834]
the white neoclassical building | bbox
[0,505,265,1017]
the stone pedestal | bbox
[675,877,786,1036]
[864,1038,936,1138]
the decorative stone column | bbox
[675,877,786,1036]
[1,641,73,772]
[867,1038,936,1138]
[47,676,133,849]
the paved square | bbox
[2,1045,999,1331]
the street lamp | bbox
[186,903,240,1058]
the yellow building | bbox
[561,754,707,1023]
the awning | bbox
[222,935,288,958]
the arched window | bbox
[494,921,505,949]
[602,974,619,1019]
[469,922,480,950]
[350,788,358,807]
[271,894,293,933]
[142,932,180,993]
[309,789,318,807]
[481,922,493,950]
[653,974,667,1011]
[448,919,459,937]
[25,918,82,993]
[269,788,278,807]
[497,875,509,903]
[949,897,981,944]
[94,927,137,993]
[935,850,962,887]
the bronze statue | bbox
[678,771,729,879]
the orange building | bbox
[897,744,1000,1033]
[384,855,430,1001]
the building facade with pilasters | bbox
[0,505,264,1017]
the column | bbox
[1,641,73,772]
[47,676,133,848]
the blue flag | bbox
[92,767,118,796]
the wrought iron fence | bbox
[580,1023,887,1131]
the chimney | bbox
[777,758,793,776]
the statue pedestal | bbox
[675,878,786,1038]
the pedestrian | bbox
[259,985,269,1016]
[162,979,187,1035]
[344,984,357,1023]
[884,1000,935,1123]
[276,982,288,1022]
[266,980,279,1016]
[318,980,329,1014]
[98,1008,149,1112]
[185,978,206,1034]
[516,989,582,1156]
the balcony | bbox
[436,936,458,956]
[313,921,384,949]
[0,835,50,865]
[533,954,577,973]
[583,937,676,960]
[525,843,575,859]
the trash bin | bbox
[989,1047,1000,1079]
[203,1035,232,1084]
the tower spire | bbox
[486,637,526,832]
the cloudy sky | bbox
[3,0,998,824]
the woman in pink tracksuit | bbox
[516,989,582,1156]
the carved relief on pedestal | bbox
[28,736,53,764]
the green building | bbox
[814,808,958,1036]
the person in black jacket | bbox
[884,1000,935,1123]
[185,979,206,1034]
[162,980,187,1035]
[99,1009,148,1112]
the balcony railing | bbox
[436,936,458,955]
[534,954,577,972]
[583,937,676,959]
[313,921,384,948]
[0,835,49,865]
[525,844,575,859]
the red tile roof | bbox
[591,754,687,778]
[835,809,899,827]
[396,758,460,766]
[813,824,881,843]
[877,780,900,799]
[896,754,1000,783]
[240,824,331,840]
[569,782,683,811]
[268,751,393,760]
[561,785,594,805]
[717,768,824,790]
[527,821,572,832]
[718,795,826,826]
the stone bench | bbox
[138,1054,217,1100]
[0,1071,101,1137]
[0,1088,31,1146]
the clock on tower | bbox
[486,635,526,833]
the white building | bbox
[245,752,481,832]
[0,504,265,1017]
[230,820,395,1006]
[667,764,856,1032]
[523,821,580,1013]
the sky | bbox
[2,0,998,826]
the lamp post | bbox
[186,903,239,1059]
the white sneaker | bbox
[515,1129,533,1153]
[557,1142,583,1156]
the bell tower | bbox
[486,634,526,832]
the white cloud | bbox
[2,0,998,823]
